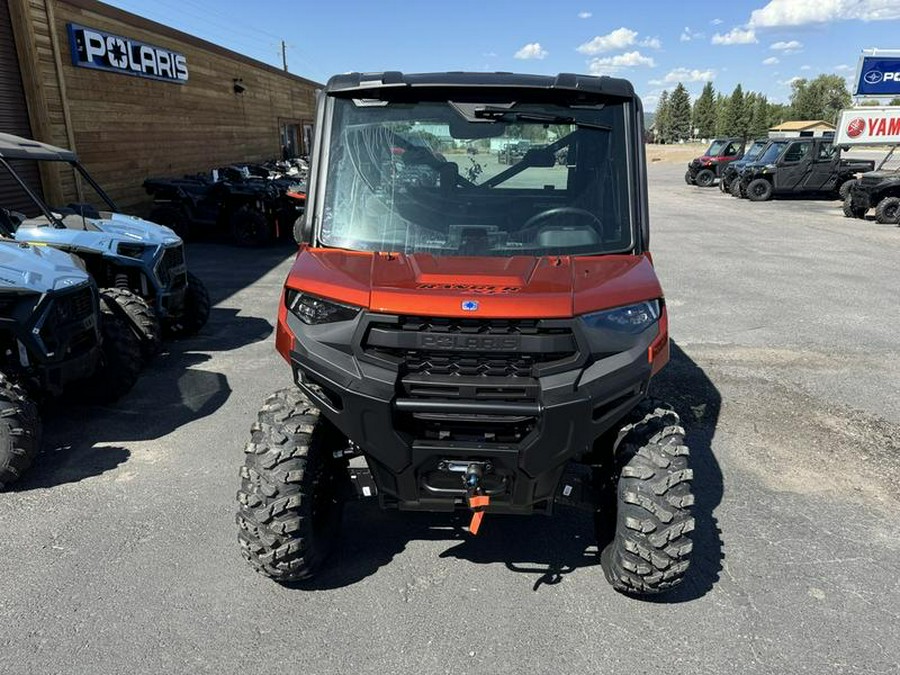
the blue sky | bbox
[103,0,900,110]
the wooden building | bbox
[768,120,836,139]
[1,0,320,212]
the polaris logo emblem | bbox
[864,70,884,84]
[461,300,479,311]
[419,334,520,351]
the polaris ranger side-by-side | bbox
[685,137,745,187]
[236,72,694,596]
[719,138,769,194]
[736,137,874,201]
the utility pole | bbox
[281,40,288,72]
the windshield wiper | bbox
[471,106,611,131]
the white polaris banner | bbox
[835,107,900,146]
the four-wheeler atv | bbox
[143,168,306,247]
[0,133,210,344]
[236,71,694,596]
[685,137,745,187]
[845,165,900,224]
[0,229,141,488]
[719,138,769,194]
[736,137,874,202]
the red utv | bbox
[236,71,694,596]
[685,137,745,187]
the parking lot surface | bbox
[1,163,898,674]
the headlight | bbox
[581,300,660,334]
[117,242,147,258]
[285,290,361,324]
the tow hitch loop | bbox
[465,463,490,535]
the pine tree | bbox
[725,84,749,138]
[655,90,671,143]
[669,83,693,141]
[692,82,717,139]
[749,94,769,138]
[715,93,729,136]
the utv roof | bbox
[325,71,636,99]
[0,132,77,162]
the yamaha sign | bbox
[853,53,900,97]
[67,24,188,84]
[835,108,900,146]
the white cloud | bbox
[578,11,592,19]
[771,40,803,51]
[711,27,758,44]
[587,51,656,74]
[514,43,548,60]
[763,56,780,65]
[778,76,804,86]
[711,18,724,25]
[800,64,812,70]
[750,0,900,27]
[640,36,662,49]
[680,27,705,42]
[577,27,638,54]
[648,67,716,85]
[834,63,853,71]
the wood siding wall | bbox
[13,0,319,211]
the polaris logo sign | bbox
[68,24,188,84]
[854,55,900,96]
[836,108,900,146]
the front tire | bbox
[695,169,715,188]
[875,196,900,224]
[600,401,694,596]
[842,193,867,219]
[230,208,270,247]
[0,373,41,490]
[100,288,162,363]
[236,388,346,582]
[168,272,210,337]
[838,179,856,202]
[684,170,693,185]
[730,178,744,198]
[746,178,773,202]
[89,294,142,402]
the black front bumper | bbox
[283,311,657,514]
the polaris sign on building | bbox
[835,108,900,146]
[67,23,188,83]
[853,51,900,97]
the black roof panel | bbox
[0,133,76,162]
[325,71,636,100]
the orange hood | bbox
[284,248,663,319]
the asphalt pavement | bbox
[1,165,898,674]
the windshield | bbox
[756,141,787,164]
[706,140,728,156]
[744,141,767,161]
[318,97,634,257]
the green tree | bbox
[725,84,750,138]
[655,90,671,142]
[859,99,881,106]
[692,82,717,139]
[714,93,729,136]
[791,74,851,122]
[749,94,770,138]
[890,97,900,106]
[669,83,693,141]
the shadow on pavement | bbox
[291,341,725,599]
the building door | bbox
[0,0,44,213]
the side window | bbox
[817,143,835,160]
[723,142,739,156]
[783,142,811,163]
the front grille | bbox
[406,352,536,378]
[156,245,187,289]
[38,285,98,358]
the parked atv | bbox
[719,138,769,194]
[685,137,745,187]
[0,231,140,488]
[736,137,874,201]
[0,133,209,343]
[144,168,306,247]
[237,71,693,596]
[845,168,900,223]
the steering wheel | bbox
[521,207,603,238]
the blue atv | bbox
[0,231,141,488]
[0,133,210,356]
